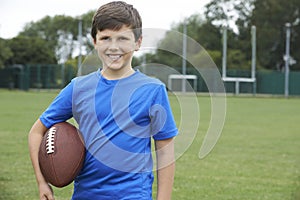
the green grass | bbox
[0,90,299,200]
[174,96,300,199]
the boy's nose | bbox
[108,40,119,51]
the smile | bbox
[107,54,122,61]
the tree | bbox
[204,0,300,70]
[250,0,300,70]
[145,15,223,71]
[6,36,56,65]
[20,15,77,63]
[204,0,255,33]
[0,38,13,68]
[204,0,256,70]
[19,11,95,64]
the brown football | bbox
[38,122,85,188]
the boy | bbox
[28,1,178,200]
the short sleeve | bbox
[151,85,178,140]
[39,80,74,128]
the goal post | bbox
[222,26,257,95]
[168,74,198,92]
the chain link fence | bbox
[0,64,76,90]
[0,65,299,96]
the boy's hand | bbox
[38,182,54,200]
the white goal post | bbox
[222,26,257,95]
[168,74,197,92]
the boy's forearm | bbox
[28,119,48,184]
[156,161,175,200]
[155,138,175,200]
[29,119,56,200]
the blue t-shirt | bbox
[40,69,178,199]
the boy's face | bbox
[94,25,142,76]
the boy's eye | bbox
[119,37,129,41]
[100,36,110,41]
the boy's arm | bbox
[28,119,55,200]
[155,137,175,200]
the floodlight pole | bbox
[78,17,83,76]
[222,27,227,79]
[251,26,257,95]
[284,23,291,98]
[182,20,187,92]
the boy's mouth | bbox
[107,54,122,61]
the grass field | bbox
[0,90,299,200]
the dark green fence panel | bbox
[27,64,76,89]
[256,71,284,95]
[0,67,14,89]
[0,65,29,90]
[0,64,76,90]
[0,65,299,95]
[289,71,300,95]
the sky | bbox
[0,0,211,39]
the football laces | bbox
[46,127,56,154]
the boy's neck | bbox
[100,67,135,80]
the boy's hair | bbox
[91,1,142,41]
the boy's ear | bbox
[135,36,143,51]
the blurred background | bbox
[0,0,299,96]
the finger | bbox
[40,195,47,200]
[46,194,55,200]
